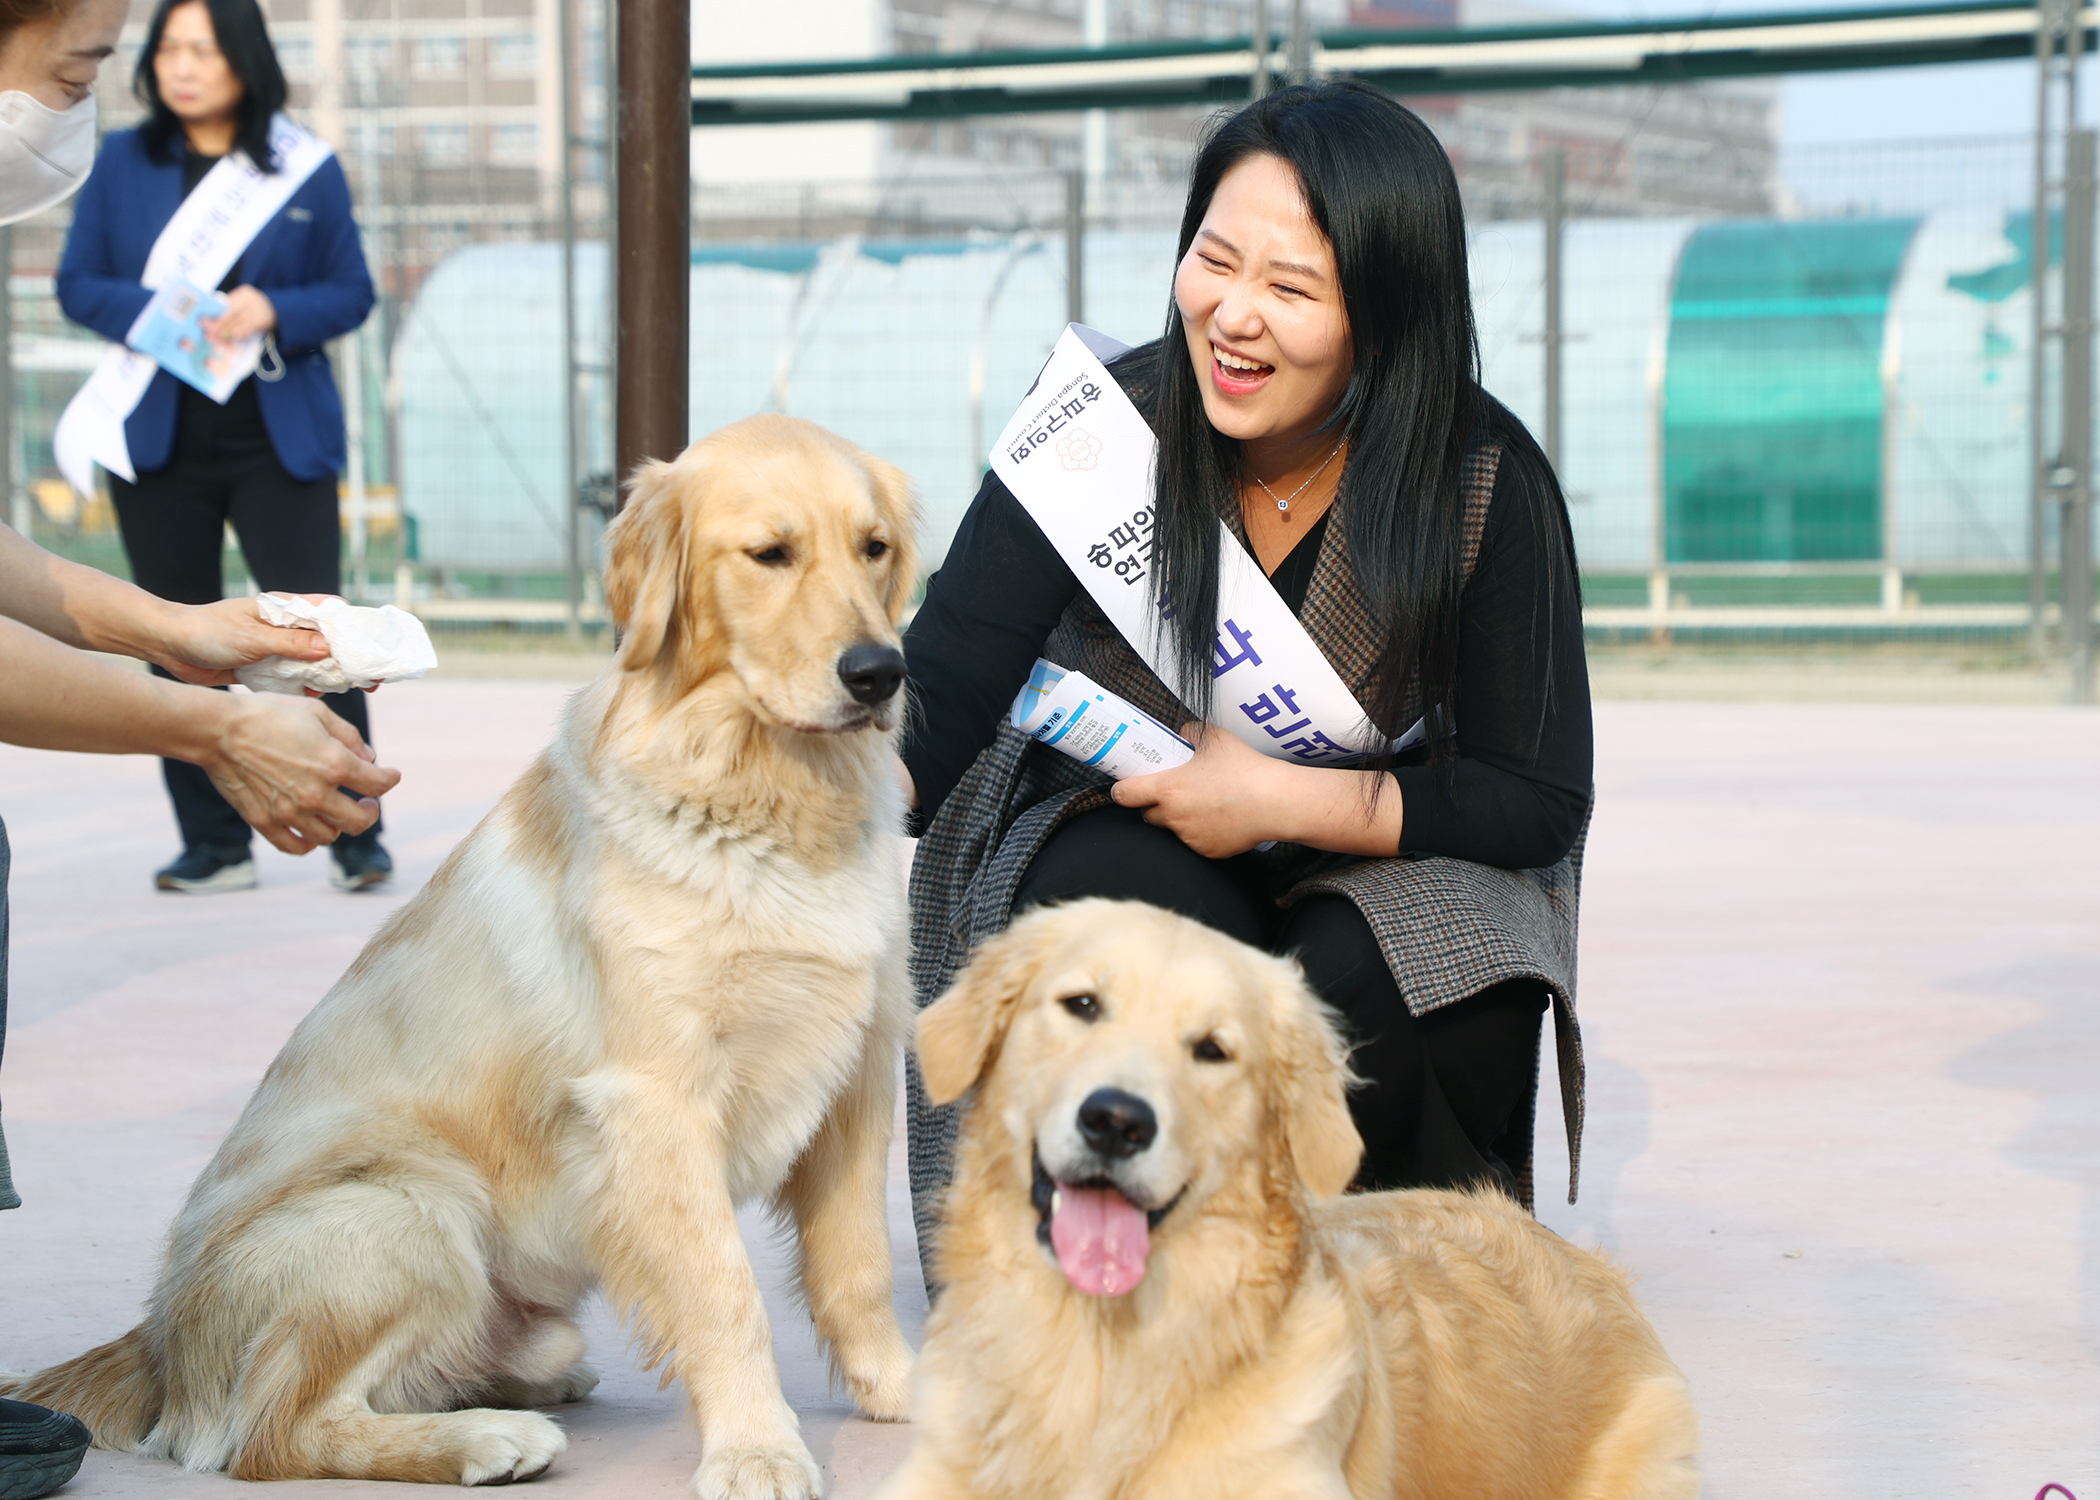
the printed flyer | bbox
[1010,658,1194,779]
[124,278,262,403]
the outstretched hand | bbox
[154,593,335,686]
[204,694,400,854]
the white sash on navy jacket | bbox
[54,115,332,497]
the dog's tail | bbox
[1,1328,162,1450]
[1567,1373,1701,1500]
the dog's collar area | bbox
[1030,1146,1184,1251]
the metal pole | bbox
[1542,147,1564,474]
[1286,0,1309,86]
[2032,0,2078,657]
[559,0,583,637]
[2065,129,2095,702]
[1065,169,1084,329]
[342,324,367,598]
[1081,0,1107,210]
[1250,0,1269,100]
[614,0,689,503]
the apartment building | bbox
[880,0,1777,220]
[97,0,609,249]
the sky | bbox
[1778,60,2036,146]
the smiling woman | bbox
[900,82,1596,1286]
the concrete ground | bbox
[0,676,2094,1500]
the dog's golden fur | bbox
[7,415,922,1499]
[878,900,1700,1500]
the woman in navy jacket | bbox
[58,0,385,894]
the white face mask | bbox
[0,89,96,225]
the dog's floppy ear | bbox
[864,454,922,625]
[603,457,687,672]
[1265,964,1363,1199]
[917,922,1039,1105]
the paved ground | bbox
[0,677,2094,1500]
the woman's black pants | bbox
[1014,804,1545,1196]
[108,410,379,856]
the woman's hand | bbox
[203,693,397,853]
[152,594,333,686]
[203,285,277,345]
[1111,722,1301,858]
[1113,721,1406,860]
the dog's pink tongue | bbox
[1049,1184,1150,1296]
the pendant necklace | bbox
[1251,438,1346,522]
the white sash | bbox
[54,115,334,498]
[992,324,1421,765]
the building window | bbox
[346,36,392,76]
[487,32,536,74]
[413,36,466,77]
[490,121,537,161]
[420,122,469,162]
[275,35,312,77]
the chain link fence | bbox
[5,111,2088,680]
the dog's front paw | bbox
[844,1347,913,1423]
[692,1439,824,1500]
[455,1410,567,1486]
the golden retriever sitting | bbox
[7,415,921,1499]
[878,900,1700,1500]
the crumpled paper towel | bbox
[235,595,439,695]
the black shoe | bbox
[0,1398,90,1500]
[330,835,393,892]
[154,843,257,894]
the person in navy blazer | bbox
[59,128,371,485]
[58,0,389,895]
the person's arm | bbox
[0,522,330,683]
[55,139,154,344]
[249,161,374,353]
[0,614,397,851]
[898,470,1080,827]
[1389,439,1592,867]
[1116,436,1593,868]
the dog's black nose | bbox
[837,642,907,706]
[1077,1088,1157,1159]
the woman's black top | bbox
[899,413,1594,872]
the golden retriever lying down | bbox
[7,415,921,1499]
[878,900,1700,1500]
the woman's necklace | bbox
[1250,438,1347,522]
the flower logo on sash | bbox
[1056,428,1101,472]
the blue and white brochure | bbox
[1010,658,1194,779]
[124,278,262,403]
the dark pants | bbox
[108,385,378,854]
[1014,804,1546,1196]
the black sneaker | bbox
[154,843,257,894]
[329,835,393,892]
[0,1398,90,1500]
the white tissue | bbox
[234,595,439,696]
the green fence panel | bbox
[1663,217,1922,562]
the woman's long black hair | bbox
[1148,80,1492,763]
[134,0,287,171]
